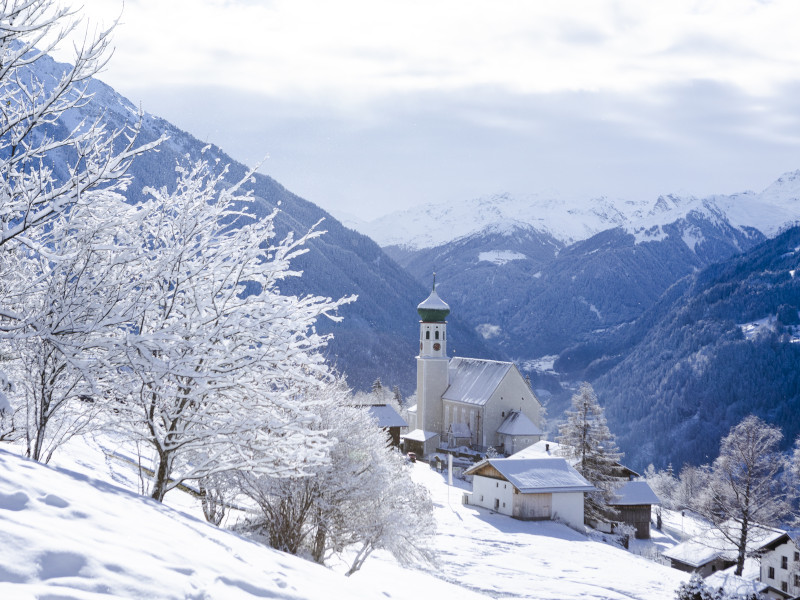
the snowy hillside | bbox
[0,438,688,599]
[356,172,800,250]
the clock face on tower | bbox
[433,343,441,351]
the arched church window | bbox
[435,330,440,340]
[426,331,430,340]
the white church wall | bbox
[483,369,542,448]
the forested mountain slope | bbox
[44,53,494,393]
[587,226,800,470]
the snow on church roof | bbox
[467,457,595,494]
[496,410,543,437]
[442,357,513,406]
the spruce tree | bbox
[557,382,623,524]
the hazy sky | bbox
[66,0,800,220]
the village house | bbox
[664,525,787,581]
[758,531,800,599]
[509,439,659,538]
[403,284,544,457]
[463,456,594,530]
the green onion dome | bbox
[417,289,450,322]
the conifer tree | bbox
[557,382,623,524]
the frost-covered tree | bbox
[674,573,725,600]
[557,382,623,523]
[1,192,147,462]
[0,0,158,250]
[109,157,353,501]
[700,415,795,576]
[236,380,435,574]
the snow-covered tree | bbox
[236,380,435,574]
[557,382,623,524]
[1,192,146,462]
[109,157,353,501]
[700,415,795,576]
[0,1,159,251]
[674,573,725,600]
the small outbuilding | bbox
[609,480,660,539]
[496,410,543,455]
[401,429,439,458]
[464,456,594,530]
[366,404,408,447]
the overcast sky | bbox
[68,0,800,220]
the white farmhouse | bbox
[403,285,544,457]
[758,532,799,599]
[464,456,594,530]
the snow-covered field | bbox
[0,437,689,599]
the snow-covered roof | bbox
[496,410,543,437]
[610,481,660,506]
[467,457,595,494]
[366,404,407,428]
[664,524,786,568]
[401,429,439,442]
[706,568,768,598]
[442,358,513,406]
[509,440,576,464]
[448,422,471,437]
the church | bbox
[403,284,545,457]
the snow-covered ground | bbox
[0,436,690,599]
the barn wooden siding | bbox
[615,505,652,539]
[512,492,552,520]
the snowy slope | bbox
[0,436,689,600]
[0,444,487,600]
[356,172,800,250]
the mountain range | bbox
[36,49,800,468]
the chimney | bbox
[545,443,550,452]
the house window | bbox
[781,581,788,593]
[480,495,484,501]
[795,551,799,562]
[496,482,499,488]
[795,574,800,588]
[768,567,775,579]
[782,556,788,569]
[502,502,506,508]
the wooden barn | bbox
[366,404,407,447]
[609,480,660,539]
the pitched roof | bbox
[496,410,543,436]
[664,524,786,567]
[401,429,438,442]
[442,358,514,406]
[609,481,660,506]
[366,404,407,428]
[466,457,595,494]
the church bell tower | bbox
[416,278,450,434]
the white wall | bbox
[550,492,585,531]
[471,475,515,516]
[483,368,542,448]
[761,539,800,598]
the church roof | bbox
[496,410,543,437]
[466,457,595,494]
[417,288,450,322]
[442,357,513,406]
[366,404,408,428]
